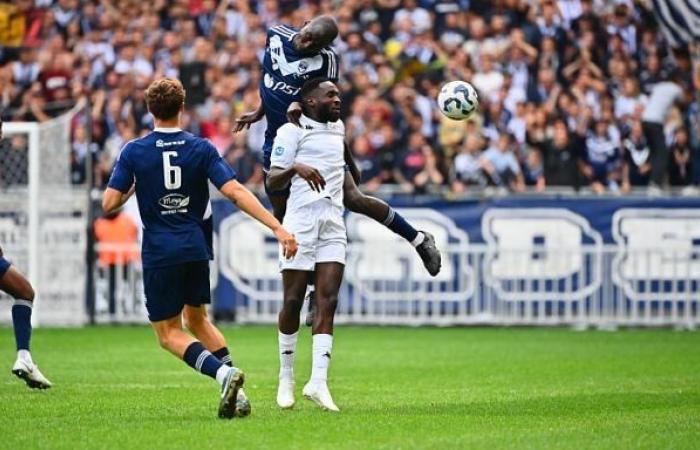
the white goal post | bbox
[0,106,89,326]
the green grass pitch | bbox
[0,326,699,449]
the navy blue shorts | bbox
[0,257,11,278]
[143,260,211,322]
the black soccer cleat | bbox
[304,290,316,327]
[416,231,442,276]
[218,368,244,419]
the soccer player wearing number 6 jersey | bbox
[103,78,298,419]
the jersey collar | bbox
[300,114,328,127]
[153,127,182,133]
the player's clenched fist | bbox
[293,163,326,192]
[274,227,298,259]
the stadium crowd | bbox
[0,0,699,195]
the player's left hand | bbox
[274,227,298,259]
[233,109,264,133]
[286,102,302,127]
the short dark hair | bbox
[145,78,186,120]
[300,77,330,101]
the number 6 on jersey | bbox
[163,151,181,189]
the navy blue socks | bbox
[183,342,225,379]
[11,300,32,351]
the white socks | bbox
[310,334,333,385]
[215,365,232,387]
[17,349,32,365]
[411,232,425,247]
[279,331,333,385]
[278,331,298,380]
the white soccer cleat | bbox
[277,378,296,409]
[12,358,52,390]
[302,381,339,412]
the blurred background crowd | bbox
[1,0,699,195]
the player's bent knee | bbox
[20,284,35,302]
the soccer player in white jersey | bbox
[267,79,347,412]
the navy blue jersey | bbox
[108,130,236,268]
[261,24,339,151]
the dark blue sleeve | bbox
[107,143,135,193]
[205,141,236,188]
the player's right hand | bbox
[293,163,326,192]
[275,227,298,259]
[286,102,302,127]
[233,109,264,133]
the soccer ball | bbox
[437,81,479,120]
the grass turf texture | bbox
[0,326,699,449]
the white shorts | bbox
[280,199,347,271]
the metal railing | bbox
[92,242,699,328]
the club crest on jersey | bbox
[268,35,323,78]
[298,60,309,74]
[274,146,285,156]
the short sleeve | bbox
[322,49,339,82]
[204,140,236,188]
[270,124,299,169]
[107,143,135,193]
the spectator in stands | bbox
[641,71,685,189]
[535,119,583,190]
[582,118,621,193]
[451,134,486,193]
[0,0,695,197]
[668,128,693,187]
[621,121,652,192]
[481,133,525,192]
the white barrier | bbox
[92,241,699,329]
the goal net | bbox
[0,104,89,326]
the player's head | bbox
[300,78,341,122]
[294,15,338,56]
[145,78,186,123]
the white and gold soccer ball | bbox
[437,81,479,120]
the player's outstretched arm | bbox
[219,180,298,258]
[102,185,136,214]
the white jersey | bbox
[270,114,346,211]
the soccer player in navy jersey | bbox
[0,119,52,390]
[103,79,298,419]
[235,15,442,325]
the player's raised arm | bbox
[218,180,298,258]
